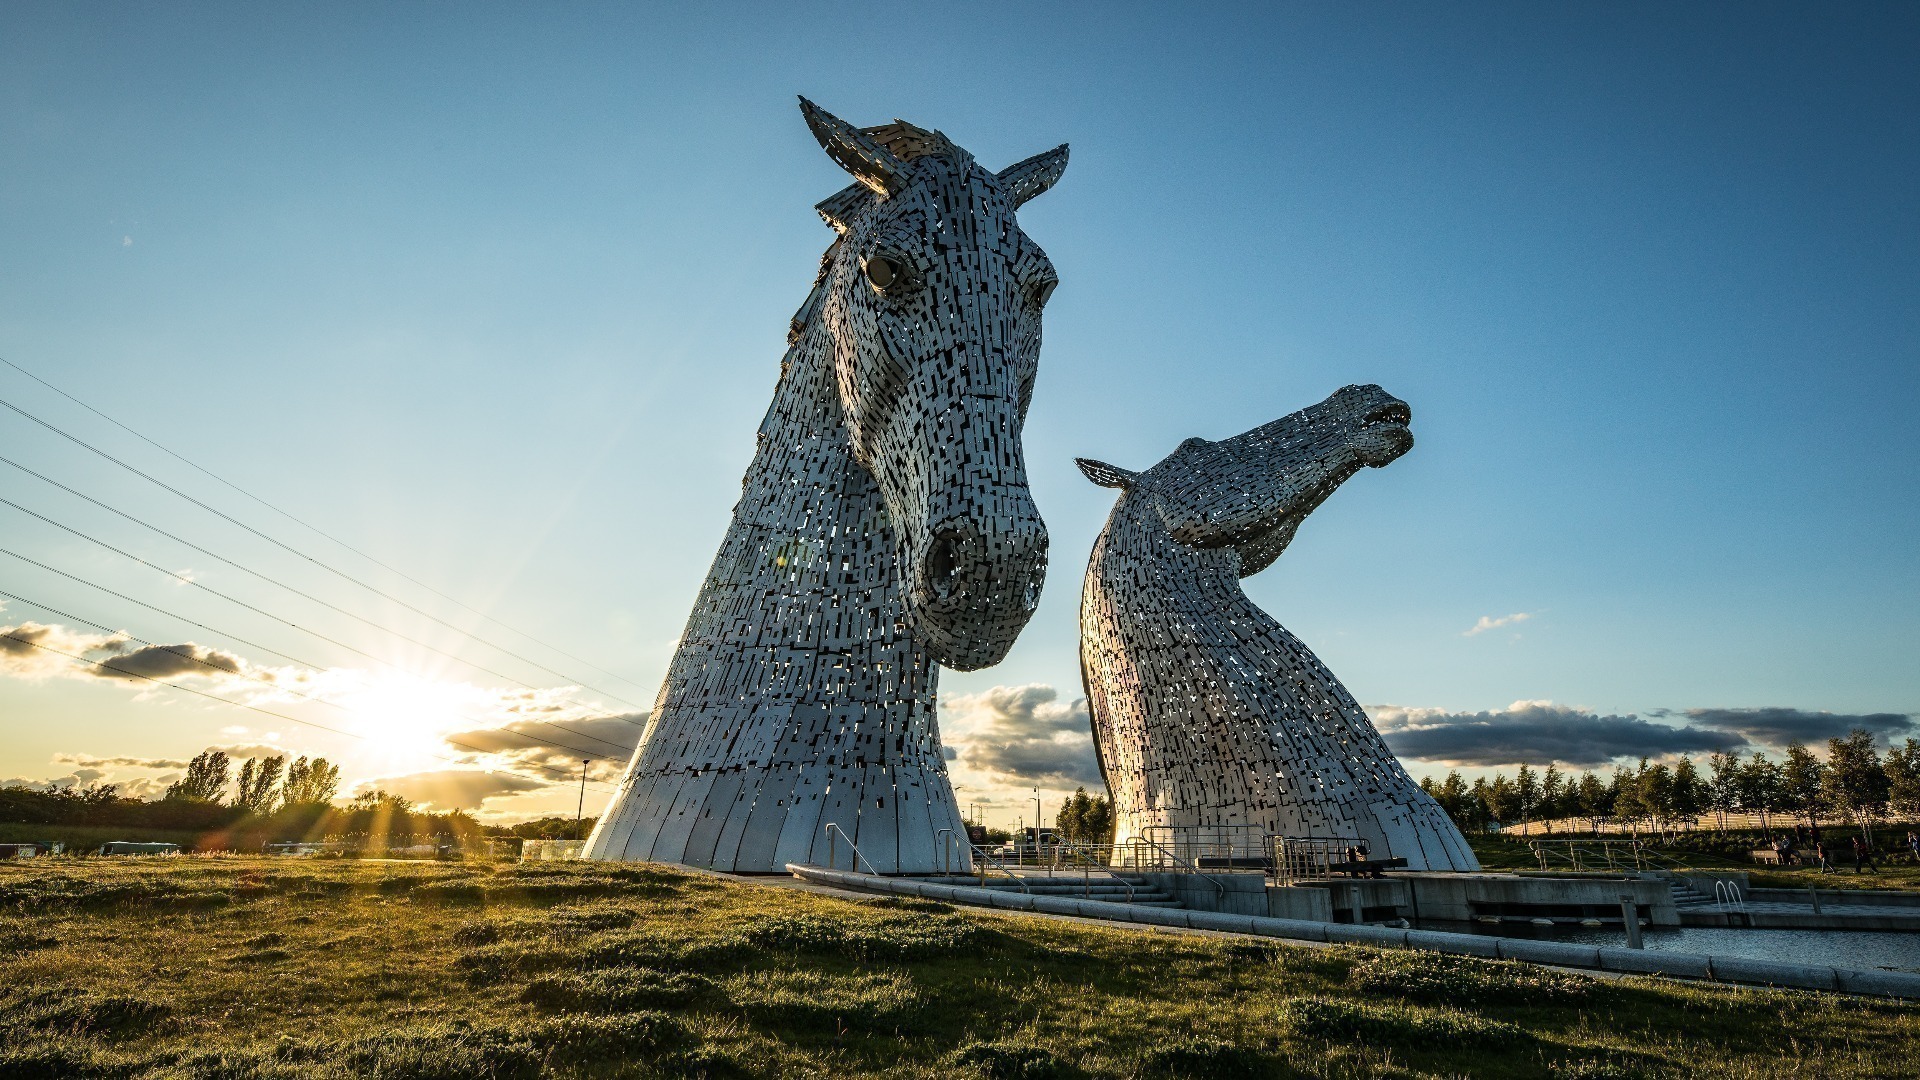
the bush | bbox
[953,1041,1074,1079]
[1278,997,1527,1049]
[3,992,172,1039]
[1137,1037,1282,1079]
[522,967,713,1012]
[1342,949,1596,1007]
[731,970,929,1035]
[737,910,985,961]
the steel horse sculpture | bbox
[1077,385,1480,871]
[587,100,1068,873]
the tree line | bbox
[1,749,487,849]
[1420,729,1920,841]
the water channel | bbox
[1430,922,1920,974]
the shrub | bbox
[953,1041,1074,1079]
[522,967,713,1012]
[451,920,503,947]
[737,910,985,961]
[1342,949,1596,1007]
[731,970,929,1035]
[1278,997,1527,1049]
[1137,1037,1282,1079]
[3,992,172,1038]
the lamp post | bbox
[576,760,591,843]
[1034,788,1043,858]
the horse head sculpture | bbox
[1076,383,1479,871]
[1076,383,1412,575]
[587,101,1069,873]
[803,98,1065,670]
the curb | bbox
[786,864,1920,1000]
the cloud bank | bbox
[943,684,1103,789]
[1370,701,1743,767]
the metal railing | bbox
[1269,835,1363,886]
[1118,836,1227,901]
[822,822,882,876]
[1140,824,1268,869]
[1528,838,1685,873]
[1715,878,1748,913]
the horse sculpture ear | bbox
[800,97,905,197]
[1076,457,1138,490]
[997,145,1070,209]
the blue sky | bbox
[2,3,1915,824]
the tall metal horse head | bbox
[586,102,1068,873]
[802,98,1067,669]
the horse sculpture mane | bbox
[1077,384,1479,871]
[587,100,1068,873]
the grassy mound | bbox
[0,856,1913,1078]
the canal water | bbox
[1431,922,1920,974]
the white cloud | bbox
[1463,611,1536,637]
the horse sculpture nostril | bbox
[925,530,963,600]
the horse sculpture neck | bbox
[586,292,961,873]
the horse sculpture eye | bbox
[864,254,902,291]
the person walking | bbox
[1816,840,1834,874]
[1907,831,1919,865]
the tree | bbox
[1485,772,1518,829]
[1884,739,1920,822]
[1540,765,1565,835]
[1781,742,1826,827]
[281,757,341,806]
[1468,777,1493,833]
[1739,752,1782,833]
[1514,765,1539,831]
[1573,772,1610,834]
[1822,729,1890,842]
[1706,752,1740,831]
[1612,764,1649,836]
[164,750,231,803]
[1669,756,1704,830]
[233,756,285,814]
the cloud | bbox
[353,769,547,811]
[943,684,1103,789]
[94,642,248,681]
[1370,700,1744,768]
[443,712,643,785]
[1463,612,1535,637]
[53,753,191,770]
[1680,707,1916,748]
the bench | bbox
[1750,849,1783,865]
[1324,857,1409,878]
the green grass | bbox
[1,857,1916,1078]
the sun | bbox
[340,673,476,770]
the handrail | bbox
[964,840,1030,892]
[1715,878,1747,913]
[1049,838,1133,902]
[1125,836,1227,900]
[822,822,882,876]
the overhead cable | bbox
[0,626,623,795]
[0,381,648,709]
[0,493,641,725]
[0,554,640,757]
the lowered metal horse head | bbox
[803,98,1066,670]
[1076,383,1413,576]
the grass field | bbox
[2,857,1917,1078]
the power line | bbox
[0,493,641,725]
[0,624,623,795]
[0,354,652,699]
[0,552,641,758]
[0,381,648,709]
